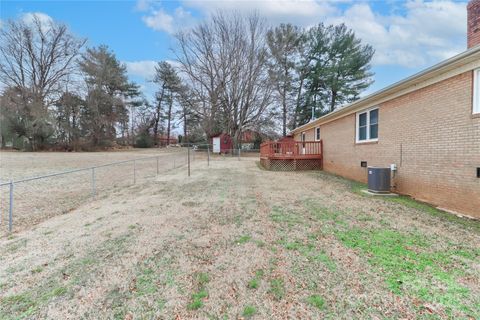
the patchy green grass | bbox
[254,240,265,248]
[247,270,264,290]
[103,253,178,318]
[303,200,347,230]
[242,305,257,317]
[31,266,44,274]
[195,272,210,286]
[386,196,480,232]
[340,174,480,232]
[311,251,336,272]
[307,294,325,310]
[336,227,479,317]
[299,190,479,318]
[187,272,210,311]
[6,238,27,253]
[0,233,134,320]
[278,235,336,273]
[269,278,285,301]
[270,206,302,227]
[234,234,251,245]
[188,289,208,310]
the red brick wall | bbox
[468,0,480,48]
[295,71,480,218]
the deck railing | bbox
[260,140,323,159]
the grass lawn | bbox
[0,158,478,319]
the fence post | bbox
[9,180,13,232]
[207,145,210,167]
[187,147,191,177]
[156,156,159,175]
[0,180,2,226]
[91,168,96,199]
[133,160,136,184]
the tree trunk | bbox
[282,89,287,137]
[282,64,288,137]
[166,92,173,146]
[183,110,187,143]
[330,90,337,113]
[153,87,165,147]
[294,76,305,128]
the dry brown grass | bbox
[0,148,187,235]
[0,157,478,319]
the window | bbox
[474,69,480,114]
[301,132,306,142]
[356,107,379,143]
[315,127,321,141]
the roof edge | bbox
[291,45,480,134]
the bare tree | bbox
[175,12,273,146]
[0,15,85,149]
[0,15,86,107]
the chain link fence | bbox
[0,149,191,234]
[0,145,261,235]
[189,143,260,164]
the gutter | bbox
[291,45,480,134]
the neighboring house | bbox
[240,130,268,150]
[290,0,480,218]
[157,135,177,147]
[211,130,267,152]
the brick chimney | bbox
[468,0,480,48]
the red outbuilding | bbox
[211,133,233,154]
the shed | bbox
[211,133,233,154]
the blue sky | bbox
[0,0,469,100]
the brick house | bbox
[291,0,480,218]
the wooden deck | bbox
[260,140,323,171]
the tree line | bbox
[0,12,374,151]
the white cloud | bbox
[142,9,175,33]
[125,60,183,81]
[183,0,337,27]
[125,60,158,80]
[182,0,468,67]
[21,12,53,26]
[139,1,195,34]
[135,0,152,11]
[137,0,468,68]
[184,0,336,16]
[326,1,467,67]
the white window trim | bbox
[356,107,379,144]
[301,132,306,142]
[315,127,321,141]
[474,68,480,114]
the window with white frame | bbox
[315,127,321,141]
[474,68,480,114]
[356,107,379,143]
[301,132,306,142]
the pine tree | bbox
[303,23,374,122]
[79,45,139,147]
[266,24,304,136]
[153,61,182,146]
